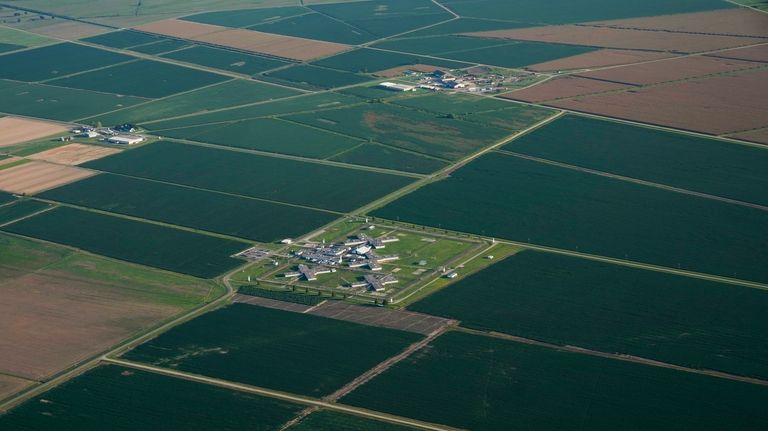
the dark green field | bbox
[0,79,148,121]
[372,152,768,283]
[83,141,413,212]
[287,103,510,160]
[144,92,359,130]
[0,199,51,225]
[0,191,15,206]
[90,79,298,125]
[439,0,733,23]
[254,12,376,45]
[48,60,229,98]
[0,365,303,431]
[373,35,506,56]
[162,117,361,159]
[0,42,23,53]
[313,48,469,73]
[128,38,190,54]
[162,46,290,75]
[505,115,768,206]
[124,303,422,396]
[291,410,418,431]
[402,18,533,37]
[330,143,448,174]
[412,251,768,378]
[0,42,132,82]
[182,6,307,28]
[311,0,452,38]
[343,331,768,431]
[82,30,162,49]
[262,65,372,90]
[39,174,338,243]
[2,206,245,278]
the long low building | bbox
[378,82,416,92]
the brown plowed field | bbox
[0,117,69,148]
[0,270,178,381]
[0,375,33,400]
[730,128,768,145]
[709,45,768,63]
[375,64,444,77]
[550,69,768,135]
[467,26,759,53]
[134,19,350,61]
[500,76,631,103]
[528,49,673,72]
[0,161,96,195]
[28,143,121,165]
[576,56,761,85]
[585,8,768,39]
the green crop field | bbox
[145,92,360,130]
[343,331,768,431]
[411,251,768,378]
[0,25,54,47]
[330,143,448,174]
[0,199,51,225]
[262,65,372,90]
[124,303,422,396]
[505,115,768,206]
[39,174,338,243]
[0,191,15,206]
[439,0,733,23]
[290,410,419,431]
[89,79,299,125]
[311,0,452,38]
[128,38,190,54]
[254,12,377,45]
[161,117,361,159]
[402,18,533,37]
[181,6,308,28]
[0,42,132,82]
[82,30,163,49]
[162,45,290,75]
[49,59,229,98]
[373,35,506,56]
[0,365,304,431]
[0,79,148,122]
[0,42,22,53]
[372,152,768,283]
[2,206,245,278]
[83,141,414,212]
[287,103,511,160]
[313,48,469,74]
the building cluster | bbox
[403,69,534,94]
[70,124,144,145]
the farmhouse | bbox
[378,82,416,92]
[107,135,144,145]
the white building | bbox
[378,82,416,92]
[107,135,144,145]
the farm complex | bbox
[0,1,767,430]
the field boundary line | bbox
[0,201,57,228]
[101,358,464,431]
[456,327,768,387]
[495,150,768,212]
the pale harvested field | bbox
[0,157,21,167]
[467,26,759,53]
[0,117,69,148]
[0,161,95,195]
[585,8,768,39]
[710,45,768,63]
[135,19,350,60]
[375,63,444,77]
[550,69,768,135]
[528,49,673,72]
[576,56,761,85]
[28,143,121,165]
[730,128,768,145]
[25,20,110,40]
[0,375,33,400]
[501,76,631,103]
[0,271,177,381]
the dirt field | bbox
[528,49,673,72]
[375,64,446,78]
[550,69,768,135]
[729,128,768,145]
[307,301,455,336]
[0,161,96,195]
[709,45,768,63]
[135,19,350,61]
[0,374,33,400]
[501,76,631,103]
[0,117,69,148]
[585,8,768,39]
[28,143,121,165]
[467,26,760,53]
[576,56,761,85]
[0,270,178,381]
